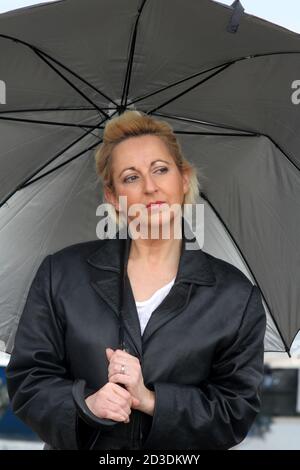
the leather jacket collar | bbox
[86,217,216,286]
[85,217,216,357]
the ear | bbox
[104,184,120,212]
[182,168,191,195]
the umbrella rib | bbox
[130,63,232,106]
[200,191,291,356]
[0,107,117,114]
[173,131,258,137]
[0,111,117,209]
[0,129,97,208]
[0,115,105,130]
[120,0,148,110]
[0,33,118,112]
[130,50,300,106]
[21,140,102,189]
[151,112,300,172]
[262,132,300,172]
[34,49,108,119]
[146,63,233,115]
[151,111,258,134]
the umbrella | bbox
[0,0,299,356]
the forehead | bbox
[111,135,173,165]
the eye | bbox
[123,175,138,184]
[123,167,169,184]
[155,166,169,174]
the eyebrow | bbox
[118,159,170,178]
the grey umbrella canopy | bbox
[0,0,299,355]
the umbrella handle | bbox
[72,379,118,429]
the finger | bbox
[108,356,139,378]
[106,395,131,415]
[106,399,131,418]
[113,349,138,362]
[105,410,130,423]
[102,398,130,419]
[110,382,131,400]
[109,373,130,386]
[114,362,128,375]
[105,348,115,361]
[108,363,129,380]
[131,396,140,406]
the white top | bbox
[135,277,176,335]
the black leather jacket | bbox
[5,229,266,450]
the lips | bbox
[146,201,166,208]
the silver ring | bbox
[120,364,125,374]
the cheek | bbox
[117,186,144,212]
[170,175,185,196]
[115,182,140,199]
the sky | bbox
[0,0,300,33]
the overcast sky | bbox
[0,0,300,33]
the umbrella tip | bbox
[227,0,244,34]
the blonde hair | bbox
[94,110,202,227]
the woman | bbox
[5,110,266,450]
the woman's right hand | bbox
[85,382,140,423]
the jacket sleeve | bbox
[142,284,266,450]
[5,255,118,450]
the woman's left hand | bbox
[106,348,155,415]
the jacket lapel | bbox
[87,228,144,356]
[141,221,216,345]
[86,219,216,356]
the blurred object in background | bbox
[234,359,300,449]
[0,375,9,418]
[261,366,299,416]
[247,366,299,437]
[0,351,43,449]
[297,369,300,414]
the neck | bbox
[129,236,183,266]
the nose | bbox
[143,172,158,194]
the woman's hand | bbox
[106,348,155,416]
[85,382,140,423]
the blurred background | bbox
[0,351,44,449]
[233,351,300,450]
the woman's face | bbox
[104,134,190,233]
